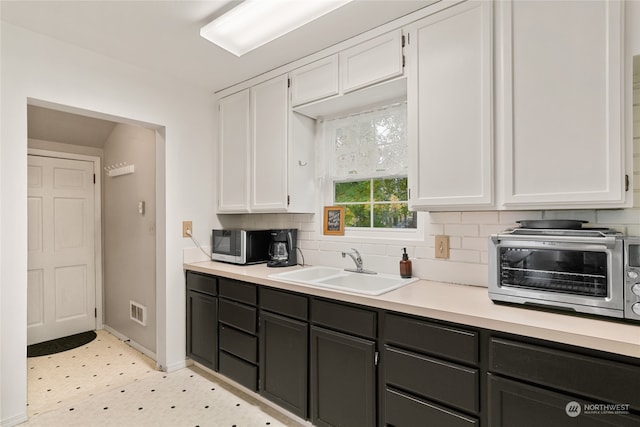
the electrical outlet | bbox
[182,221,192,237]
[435,235,450,259]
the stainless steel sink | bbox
[268,266,418,296]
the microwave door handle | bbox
[493,234,618,248]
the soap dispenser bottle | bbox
[400,248,412,278]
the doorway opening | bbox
[26,98,165,365]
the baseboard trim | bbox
[101,326,157,363]
[1,412,28,427]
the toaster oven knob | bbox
[633,303,640,317]
[632,283,640,297]
[629,270,639,280]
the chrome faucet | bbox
[341,248,377,275]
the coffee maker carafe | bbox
[267,229,297,267]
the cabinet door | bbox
[340,29,404,93]
[259,311,308,419]
[488,375,640,427]
[290,55,339,106]
[251,75,289,212]
[310,326,376,427]
[186,290,217,370]
[407,1,493,210]
[218,90,251,213]
[497,0,627,208]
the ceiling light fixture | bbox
[200,0,353,57]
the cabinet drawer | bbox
[220,324,257,364]
[385,346,479,414]
[186,271,217,296]
[385,313,478,365]
[260,287,308,320]
[385,388,479,427]
[219,278,257,305]
[490,337,640,410]
[311,299,376,338]
[488,374,640,427]
[219,351,258,391]
[219,299,257,334]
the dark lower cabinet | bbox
[385,387,479,427]
[310,326,376,427]
[185,271,640,427]
[259,310,308,418]
[186,272,217,370]
[382,313,480,426]
[488,374,640,427]
[218,280,259,391]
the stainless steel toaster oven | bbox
[489,226,640,322]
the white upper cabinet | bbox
[496,0,629,208]
[290,55,339,107]
[218,90,251,213]
[340,30,404,93]
[407,1,493,210]
[251,75,289,212]
[291,29,406,119]
[218,75,315,214]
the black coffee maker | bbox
[267,229,297,267]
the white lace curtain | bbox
[322,102,408,180]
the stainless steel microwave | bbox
[211,229,271,265]
[489,227,640,322]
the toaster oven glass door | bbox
[499,247,608,297]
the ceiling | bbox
[1,0,433,94]
[27,105,119,148]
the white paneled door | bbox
[27,155,96,345]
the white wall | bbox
[1,22,216,425]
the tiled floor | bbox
[24,330,305,427]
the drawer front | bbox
[219,278,257,305]
[219,299,257,334]
[219,351,258,391]
[260,287,308,320]
[488,374,640,427]
[220,324,257,364]
[385,346,479,414]
[385,313,478,365]
[385,388,479,427]
[311,298,376,338]
[490,337,640,410]
[186,271,217,296]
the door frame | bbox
[28,148,104,332]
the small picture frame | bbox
[323,205,345,236]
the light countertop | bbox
[184,261,640,359]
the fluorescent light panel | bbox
[201,0,353,56]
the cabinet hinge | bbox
[287,195,290,206]
[402,55,405,69]
[94,307,97,318]
[374,351,379,366]
[93,174,96,184]
[625,174,630,192]
[288,78,291,88]
[401,34,406,48]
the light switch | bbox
[138,201,145,215]
[435,235,450,259]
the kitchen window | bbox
[322,101,420,236]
